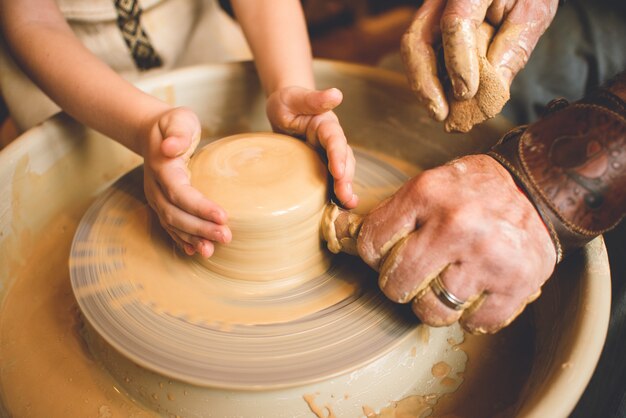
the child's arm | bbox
[230,0,358,208]
[0,0,230,257]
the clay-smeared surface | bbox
[68,141,422,388]
[189,133,331,281]
[1,141,535,417]
[444,23,510,133]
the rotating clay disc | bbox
[70,133,416,389]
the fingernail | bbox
[428,102,441,120]
[199,241,215,258]
[379,274,389,290]
[216,230,229,244]
[184,243,195,255]
[398,291,411,303]
[453,77,469,99]
[428,100,447,122]
[350,193,358,207]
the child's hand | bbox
[141,107,232,257]
[266,86,358,209]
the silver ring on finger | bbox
[429,275,471,311]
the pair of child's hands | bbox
[142,87,357,257]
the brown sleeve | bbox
[488,88,626,263]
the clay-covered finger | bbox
[440,0,490,99]
[487,2,558,85]
[376,224,452,304]
[412,289,462,327]
[357,172,437,269]
[459,291,534,334]
[400,0,448,121]
[411,262,483,327]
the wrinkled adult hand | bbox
[142,107,231,258]
[266,86,358,208]
[401,0,558,121]
[356,154,556,334]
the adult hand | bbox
[142,107,232,258]
[266,86,358,208]
[356,154,556,334]
[401,0,558,121]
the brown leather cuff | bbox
[488,90,626,263]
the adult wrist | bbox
[488,87,626,263]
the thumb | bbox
[159,108,201,159]
[284,87,343,115]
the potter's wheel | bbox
[2,62,612,417]
[69,144,419,389]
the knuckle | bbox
[439,13,465,33]
[442,207,475,237]
[277,113,297,131]
[161,208,176,227]
[400,30,421,55]
[166,189,181,206]
[407,171,432,195]
[316,121,335,142]
[356,232,380,269]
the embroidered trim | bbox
[114,0,162,71]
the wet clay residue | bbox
[321,202,364,256]
[0,210,158,418]
[366,395,434,418]
[303,393,337,418]
[431,312,536,417]
[432,361,452,378]
[444,23,510,133]
[1,141,533,417]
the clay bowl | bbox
[0,61,611,417]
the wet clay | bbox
[321,202,364,256]
[1,140,532,417]
[0,209,158,418]
[71,133,361,327]
[70,134,416,331]
[72,194,357,326]
[444,23,510,133]
[303,393,337,418]
[430,312,536,417]
[189,133,330,282]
